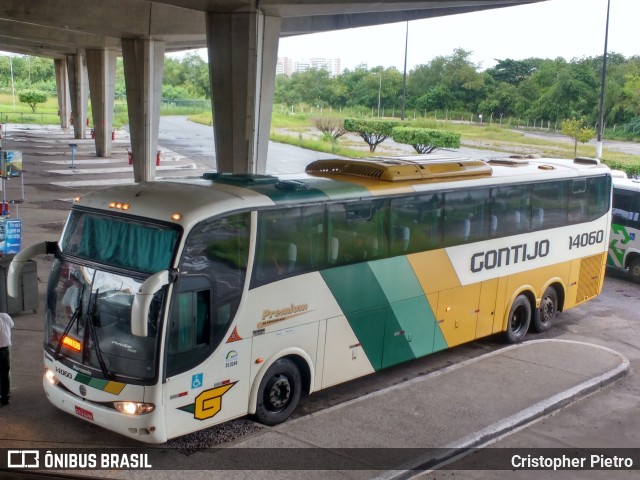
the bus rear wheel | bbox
[254,358,301,426]
[629,258,640,284]
[505,295,531,344]
[532,286,558,333]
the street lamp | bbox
[401,21,409,120]
[596,0,611,159]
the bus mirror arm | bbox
[8,241,59,298]
[131,269,176,337]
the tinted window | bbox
[328,200,388,265]
[168,213,250,377]
[532,181,567,230]
[613,189,640,227]
[390,194,442,254]
[491,185,531,236]
[443,189,490,246]
[180,213,250,303]
[569,176,610,224]
[253,205,326,286]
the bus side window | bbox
[569,179,588,223]
[168,289,210,353]
[328,200,388,265]
[390,194,442,254]
[613,189,639,227]
[532,180,567,230]
[166,284,212,377]
[253,205,326,287]
[491,185,531,236]
[585,176,611,221]
[443,189,490,246]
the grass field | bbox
[184,109,640,176]
[1,92,638,176]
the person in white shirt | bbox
[61,274,82,319]
[0,311,14,406]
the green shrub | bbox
[344,118,397,152]
[392,127,461,154]
[603,159,640,179]
[18,90,48,112]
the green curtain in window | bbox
[78,216,177,273]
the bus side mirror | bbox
[8,241,58,297]
[131,270,172,337]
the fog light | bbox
[113,401,155,415]
[44,369,59,385]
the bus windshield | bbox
[60,209,180,274]
[45,259,164,383]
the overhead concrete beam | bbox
[0,0,205,39]
[122,38,165,183]
[67,53,89,140]
[86,49,117,157]
[0,19,119,50]
[54,59,71,129]
[280,3,537,35]
[206,11,281,174]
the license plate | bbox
[75,405,94,421]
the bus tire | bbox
[254,358,302,426]
[505,295,531,344]
[629,258,640,284]
[532,286,558,333]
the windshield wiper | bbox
[54,283,85,361]
[85,289,111,379]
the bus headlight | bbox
[44,368,59,385]
[113,401,155,415]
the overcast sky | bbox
[278,0,639,71]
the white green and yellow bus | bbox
[608,172,640,282]
[9,155,611,443]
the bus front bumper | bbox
[43,375,168,444]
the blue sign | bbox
[1,151,22,178]
[191,373,203,389]
[1,218,21,254]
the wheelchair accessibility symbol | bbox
[191,373,203,389]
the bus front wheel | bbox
[254,358,302,426]
[505,295,531,344]
[532,287,558,333]
[629,258,640,284]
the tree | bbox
[18,90,48,112]
[486,58,541,85]
[392,127,460,154]
[561,118,594,155]
[344,118,396,152]
[313,117,346,140]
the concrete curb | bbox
[375,340,629,479]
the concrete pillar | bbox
[66,53,89,140]
[86,49,117,157]
[206,11,281,174]
[54,59,71,129]
[121,38,164,183]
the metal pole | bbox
[69,143,77,170]
[401,21,409,121]
[9,56,15,110]
[596,0,611,159]
[377,73,382,117]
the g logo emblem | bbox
[194,383,236,420]
[79,385,87,397]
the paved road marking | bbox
[45,163,197,175]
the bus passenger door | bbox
[162,277,251,440]
[436,284,481,348]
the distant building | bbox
[277,57,342,77]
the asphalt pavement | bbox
[0,123,633,480]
